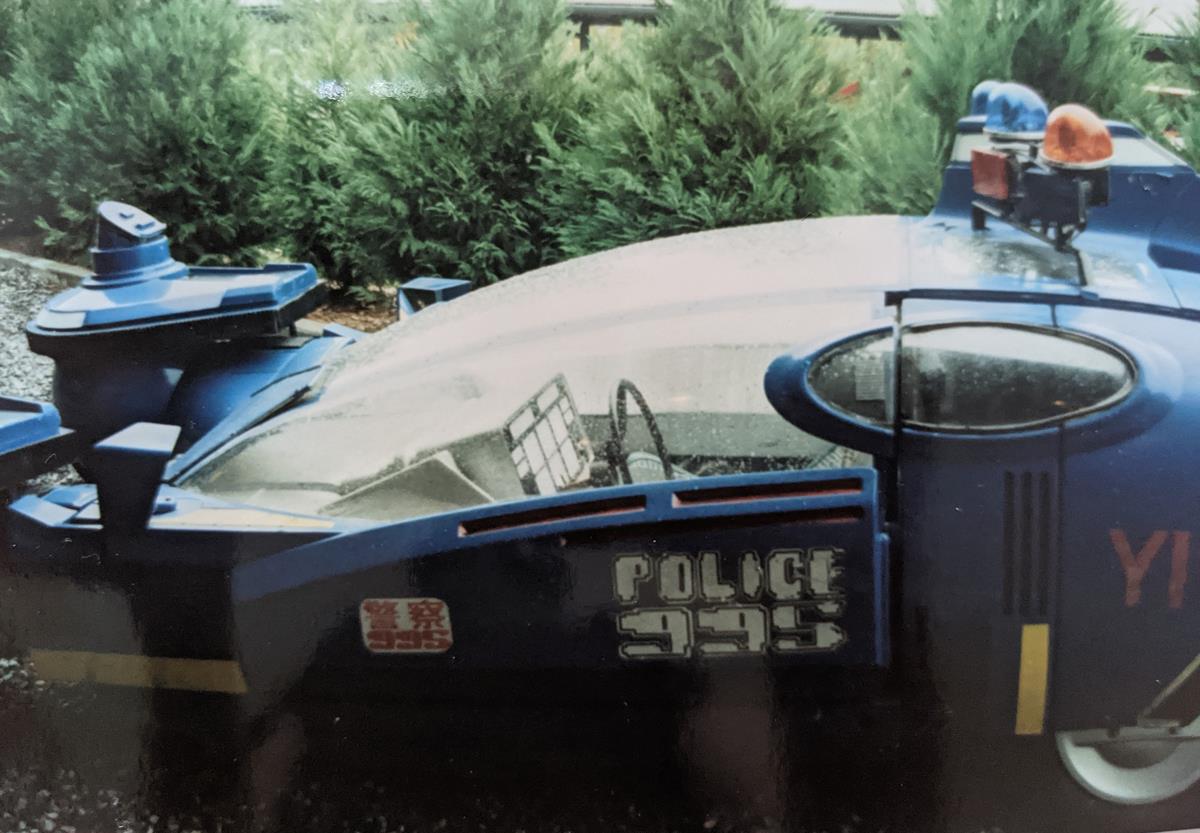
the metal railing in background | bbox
[564,1,903,46]
[572,0,1181,60]
[236,0,1183,59]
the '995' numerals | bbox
[612,548,847,660]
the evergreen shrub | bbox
[0,0,275,261]
[906,0,1163,138]
[821,47,947,217]
[255,0,404,288]
[828,0,1165,218]
[0,0,23,79]
[1166,11,1200,170]
[539,0,840,261]
[316,0,581,294]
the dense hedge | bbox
[827,0,1167,216]
[0,0,275,262]
[255,0,405,288]
[323,0,582,292]
[538,0,839,260]
[0,0,1181,287]
[0,0,21,79]
[1168,18,1200,170]
[821,45,948,217]
[907,0,1162,141]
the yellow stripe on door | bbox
[29,649,247,694]
[1015,624,1050,736]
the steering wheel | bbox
[605,379,673,485]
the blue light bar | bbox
[983,82,1048,141]
[970,80,1000,116]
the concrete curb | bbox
[0,247,88,281]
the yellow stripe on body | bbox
[1014,624,1050,736]
[30,649,247,694]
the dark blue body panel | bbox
[165,332,355,448]
[5,470,888,709]
[6,113,1200,825]
[1054,307,1200,728]
[0,396,78,487]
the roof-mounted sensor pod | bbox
[87,201,188,286]
[25,203,327,442]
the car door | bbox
[1052,305,1200,733]
[892,298,1064,735]
[229,466,890,711]
[766,295,1071,732]
[767,293,1200,808]
[766,295,1155,738]
[1045,304,1200,807]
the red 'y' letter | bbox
[1170,531,1191,609]
[1110,529,1169,607]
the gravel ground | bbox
[0,262,76,493]
[0,262,60,403]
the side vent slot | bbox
[672,477,862,508]
[459,495,646,537]
[1002,470,1056,616]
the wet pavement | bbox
[0,662,821,833]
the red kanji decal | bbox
[407,599,447,630]
[359,598,453,654]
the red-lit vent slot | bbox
[672,477,863,508]
[800,506,864,525]
[458,495,646,537]
[972,148,1012,200]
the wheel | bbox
[605,379,673,484]
[1057,721,1200,805]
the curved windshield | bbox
[179,221,892,520]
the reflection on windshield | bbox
[179,221,893,521]
[181,336,864,521]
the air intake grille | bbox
[1002,470,1056,616]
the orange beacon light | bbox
[1039,104,1114,169]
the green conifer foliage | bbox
[829,0,1163,217]
[538,0,840,261]
[0,0,274,261]
[257,0,403,287]
[318,0,580,292]
[907,0,1162,137]
[822,48,948,217]
[1166,9,1200,170]
[0,0,23,79]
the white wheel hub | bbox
[1057,720,1200,805]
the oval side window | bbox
[807,331,894,427]
[808,324,1134,432]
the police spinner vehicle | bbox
[2,81,1200,819]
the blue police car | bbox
[2,81,1200,821]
